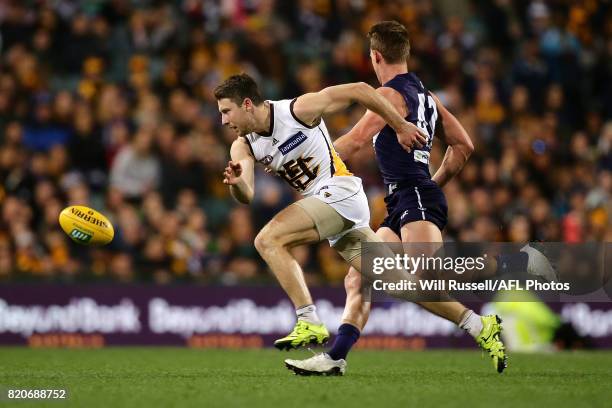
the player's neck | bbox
[378,63,409,85]
[253,101,273,135]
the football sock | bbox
[296,304,322,325]
[328,323,360,361]
[459,309,483,338]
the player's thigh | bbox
[377,226,402,243]
[295,196,354,242]
[256,202,320,249]
[400,220,444,259]
[400,220,443,243]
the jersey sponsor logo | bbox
[260,155,273,165]
[277,156,319,191]
[272,138,279,146]
[278,131,307,155]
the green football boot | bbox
[274,320,330,350]
[476,315,508,373]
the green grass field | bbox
[0,348,611,408]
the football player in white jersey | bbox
[215,73,427,351]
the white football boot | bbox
[520,244,558,282]
[284,353,347,376]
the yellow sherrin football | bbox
[58,205,114,246]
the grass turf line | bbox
[0,348,610,408]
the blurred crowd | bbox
[0,0,610,284]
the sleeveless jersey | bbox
[373,73,438,185]
[245,99,354,197]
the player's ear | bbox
[373,50,383,64]
[242,98,253,112]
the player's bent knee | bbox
[253,233,266,254]
[254,229,278,254]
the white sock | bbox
[296,304,321,325]
[459,309,483,338]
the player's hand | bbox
[223,161,243,185]
[395,121,428,153]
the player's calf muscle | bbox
[344,268,362,292]
[342,268,370,329]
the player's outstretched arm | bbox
[223,137,255,204]
[334,87,405,160]
[430,93,474,187]
[292,82,426,151]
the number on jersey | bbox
[416,93,437,148]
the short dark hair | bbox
[213,73,264,106]
[367,21,411,64]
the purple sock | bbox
[328,323,360,361]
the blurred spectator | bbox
[109,126,159,200]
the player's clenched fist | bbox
[223,160,243,185]
[396,121,428,153]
